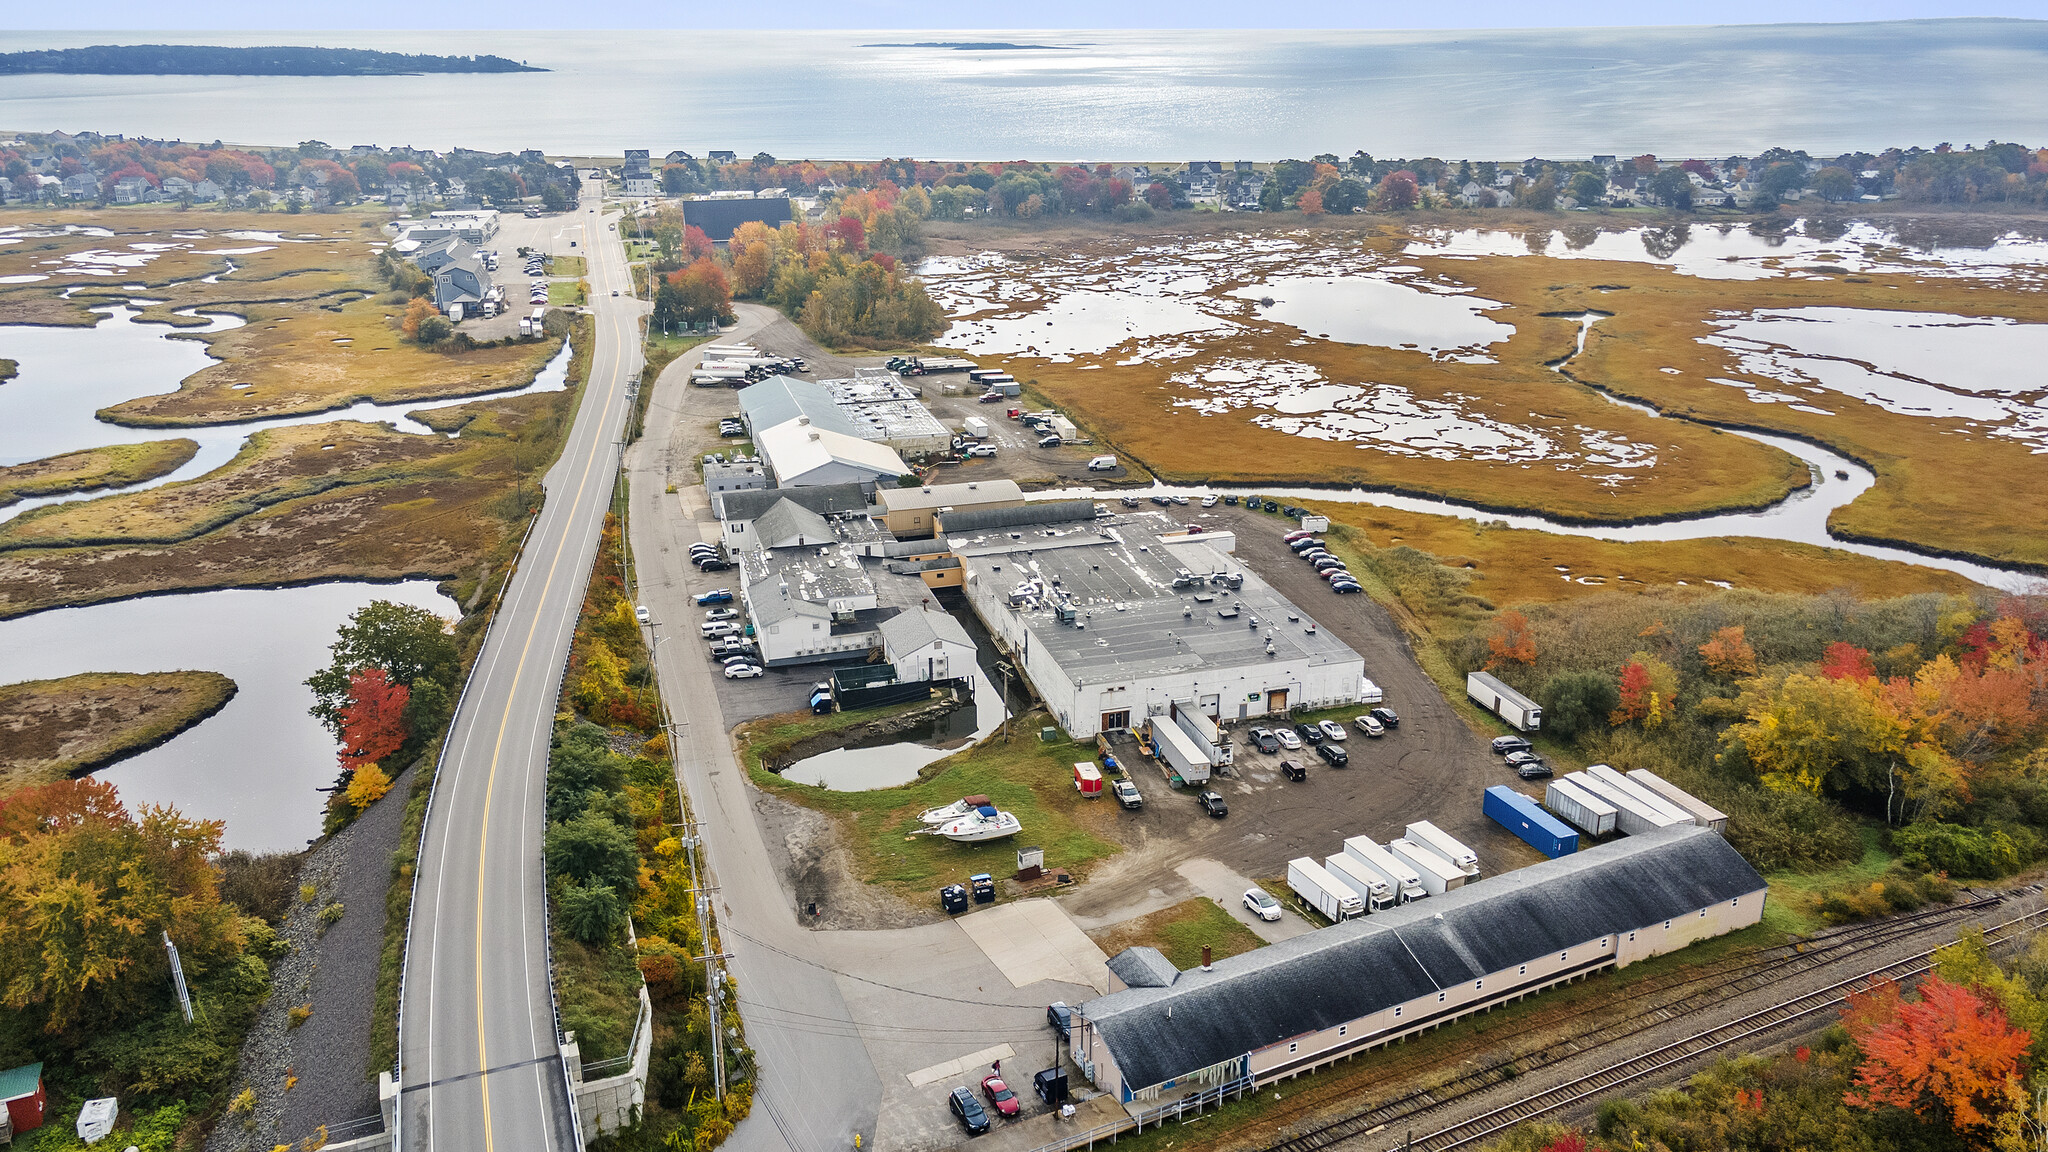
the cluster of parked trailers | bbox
[1286,821,1482,922]
[1480,763,1728,864]
[886,354,979,376]
[690,344,808,387]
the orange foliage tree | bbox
[1612,662,1654,726]
[1821,641,1878,682]
[399,296,436,341]
[1296,187,1326,216]
[338,667,410,772]
[1699,625,1758,678]
[1842,976,2030,1135]
[1485,610,1537,670]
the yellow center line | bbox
[472,236,624,1152]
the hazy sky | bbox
[16,1,2048,30]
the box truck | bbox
[1467,671,1542,732]
[1485,786,1579,859]
[1288,858,1365,922]
[963,416,991,439]
[1342,836,1426,904]
[1388,839,1465,896]
[1324,853,1396,912]
[1404,820,1481,881]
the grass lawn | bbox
[747,715,1123,898]
[1763,826,1894,935]
[551,254,588,278]
[1090,898,1266,969]
[643,329,711,384]
[549,280,586,307]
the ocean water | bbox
[2,22,2046,158]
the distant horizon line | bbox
[6,16,2048,33]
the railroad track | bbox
[1395,894,2048,1152]
[1257,890,2027,1152]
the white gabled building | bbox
[879,608,977,684]
[756,418,909,490]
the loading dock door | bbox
[1267,688,1289,715]
[1100,709,1131,732]
[1200,693,1220,718]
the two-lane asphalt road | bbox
[398,179,646,1152]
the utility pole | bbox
[671,820,730,1098]
[164,931,193,1024]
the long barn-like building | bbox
[1069,826,1766,1106]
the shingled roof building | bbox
[1070,826,1766,1107]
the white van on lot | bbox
[1088,455,1118,471]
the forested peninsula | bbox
[0,45,546,75]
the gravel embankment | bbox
[206,764,417,1152]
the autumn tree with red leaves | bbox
[1612,662,1654,725]
[1699,625,1758,678]
[338,667,410,772]
[1821,641,1877,681]
[1842,975,2030,1135]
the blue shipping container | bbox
[1485,785,1578,859]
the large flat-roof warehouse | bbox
[947,504,1368,738]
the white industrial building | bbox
[714,484,870,547]
[878,608,978,684]
[818,371,953,456]
[733,510,940,668]
[1070,826,1766,1107]
[947,504,1369,739]
[755,418,909,490]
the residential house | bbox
[708,150,737,164]
[112,174,156,203]
[1458,181,1493,207]
[59,172,96,199]
[350,144,381,155]
[624,172,659,197]
[161,175,194,199]
[878,608,977,684]
[431,252,491,316]
[665,150,695,163]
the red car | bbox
[980,1074,1021,1117]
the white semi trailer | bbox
[1404,820,1481,882]
[1468,671,1542,732]
[1288,858,1365,922]
[1341,836,1426,904]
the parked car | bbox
[1517,762,1555,780]
[1317,743,1349,767]
[695,589,734,605]
[1370,706,1400,729]
[1295,722,1324,745]
[1505,750,1547,771]
[940,884,969,914]
[1197,790,1229,818]
[1243,888,1283,921]
[704,607,739,621]
[1223,494,1239,505]
[1283,530,1313,542]
[1038,434,1062,448]
[1318,719,1348,742]
[695,558,731,572]
[1249,727,1280,754]
[1112,779,1142,809]
[723,662,764,679]
[981,1075,1020,1118]
[949,1086,990,1136]
[1280,759,1307,781]
[1331,581,1362,594]
[1354,714,1385,737]
[1492,735,1533,755]
[1046,1001,1073,1036]
[701,620,739,637]
[1274,727,1302,751]
[967,444,998,457]
[635,605,651,624]
[1201,494,1219,507]
[1323,568,1354,583]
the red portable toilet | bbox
[0,1062,46,1138]
[1072,761,1103,797]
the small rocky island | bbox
[0,44,547,75]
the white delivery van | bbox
[1088,455,1118,471]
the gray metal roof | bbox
[738,377,860,438]
[1107,947,1180,990]
[714,484,869,523]
[1082,826,1765,1093]
[939,500,1096,535]
[752,499,837,547]
[879,607,974,657]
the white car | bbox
[1274,727,1302,751]
[967,444,997,457]
[634,605,651,624]
[1243,888,1282,922]
[723,662,764,679]
[1354,714,1385,737]
[704,607,739,622]
[1201,494,1219,508]
[1318,719,1347,742]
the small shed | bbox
[0,1063,45,1139]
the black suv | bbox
[949,1086,990,1135]
[1369,707,1400,729]
[1295,722,1324,745]
[1197,790,1229,818]
[1491,735,1533,756]
[1281,759,1307,781]
[1317,743,1349,767]
[1517,761,1555,780]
